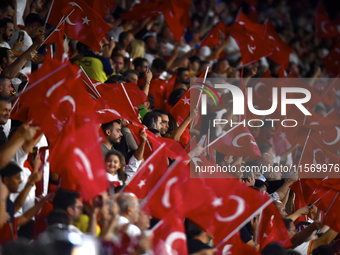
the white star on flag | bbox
[137,179,146,189]
[212,197,223,208]
[324,156,330,164]
[279,132,286,139]
[182,96,190,105]
[82,16,90,25]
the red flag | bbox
[265,21,293,69]
[298,137,340,179]
[304,108,340,131]
[215,232,260,255]
[236,11,266,38]
[96,83,142,125]
[200,21,226,47]
[49,113,109,201]
[82,0,113,17]
[47,0,111,51]
[152,210,188,255]
[163,0,191,42]
[319,76,339,106]
[124,143,169,199]
[187,177,272,245]
[209,124,262,161]
[311,125,340,154]
[169,71,206,125]
[314,1,340,39]
[142,157,190,219]
[323,41,340,77]
[227,22,272,66]
[258,202,293,250]
[290,179,314,225]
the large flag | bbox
[49,113,109,201]
[265,20,293,69]
[313,1,340,39]
[258,202,292,250]
[123,143,169,199]
[226,22,272,65]
[151,210,188,255]
[187,177,272,245]
[47,0,111,51]
[323,41,340,77]
[215,232,260,255]
[298,137,340,179]
[209,124,261,161]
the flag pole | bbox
[297,129,311,170]
[310,188,332,207]
[140,156,183,210]
[80,66,101,98]
[190,66,209,129]
[43,0,55,29]
[320,75,339,101]
[119,143,166,194]
[184,136,195,151]
[37,10,75,50]
[321,192,339,222]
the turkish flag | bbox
[97,82,147,109]
[123,143,169,199]
[120,1,164,21]
[215,232,260,255]
[209,124,262,161]
[146,78,168,110]
[142,157,190,219]
[152,210,188,255]
[272,127,293,157]
[169,70,206,125]
[258,202,293,250]
[304,109,340,131]
[228,18,272,65]
[307,183,340,233]
[200,21,226,47]
[319,76,338,106]
[314,1,340,39]
[128,124,186,160]
[163,0,192,42]
[265,21,293,69]
[298,137,340,179]
[311,125,340,154]
[323,41,340,77]
[47,0,111,51]
[96,83,142,125]
[187,177,272,245]
[236,11,266,38]
[49,113,109,201]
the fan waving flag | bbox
[47,0,111,51]
[201,21,226,47]
[209,124,262,161]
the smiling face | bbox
[106,154,122,176]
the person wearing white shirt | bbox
[115,193,141,239]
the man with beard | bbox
[174,67,190,90]
[101,120,123,156]
[153,109,170,136]
[0,19,24,57]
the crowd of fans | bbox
[0,0,339,254]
